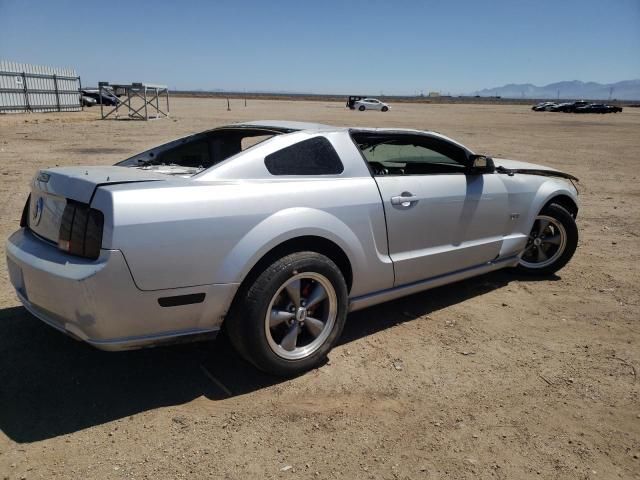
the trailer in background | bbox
[98,82,169,120]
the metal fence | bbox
[0,60,82,113]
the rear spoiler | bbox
[495,166,579,182]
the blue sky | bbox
[1,0,639,94]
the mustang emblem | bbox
[31,197,44,226]
[37,172,50,183]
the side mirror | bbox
[469,155,495,173]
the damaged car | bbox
[6,121,579,376]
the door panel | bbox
[375,173,509,286]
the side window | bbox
[355,135,468,176]
[265,137,344,175]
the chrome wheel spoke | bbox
[536,247,548,262]
[544,233,561,245]
[285,280,301,308]
[304,317,325,338]
[280,323,300,351]
[305,283,327,309]
[270,309,294,328]
[537,219,550,236]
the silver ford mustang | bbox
[6,120,579,376]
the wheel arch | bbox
[224,235,354,329]
[517,182,579,251]
[238,235,353,294]
[543,194,578,218]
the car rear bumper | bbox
[6,228,239,351]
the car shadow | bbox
[0,270,559,443]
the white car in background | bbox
[353,98,390,112]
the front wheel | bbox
[516,204,578,275]
[381,106,389,112]
[226,252,348,376]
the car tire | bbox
[358,105,365,111]
[226,251,348,377]
[515,204,578,276]
[381,106,389,112]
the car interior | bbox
[351,132,470,176]
[116,127,282,171]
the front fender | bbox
[521,178,578,234]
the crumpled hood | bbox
[493,158,560,172]
[492,158,578,181]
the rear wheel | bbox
[358,105,365,111]
[516,204,578,275]
[226,252,348,376]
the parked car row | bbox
[574,103,623,113]
[532,101,622,113]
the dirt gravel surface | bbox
[0,99,639,479]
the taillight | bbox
[58,200,104,260]
[20,195,31,227]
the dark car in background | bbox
[81,88,120,107]
[575,104,623,114]
[549,102,573,112]
[553,101,590,112]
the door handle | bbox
[391,193,419,206]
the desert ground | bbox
[0,98,639,479]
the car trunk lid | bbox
[27,166,167,246]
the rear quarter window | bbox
[264,137,344,175]
[156,139,210,167]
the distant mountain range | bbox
[473,80,640,100]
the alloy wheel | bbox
[519,214,567,269]
[264,272,338,360]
